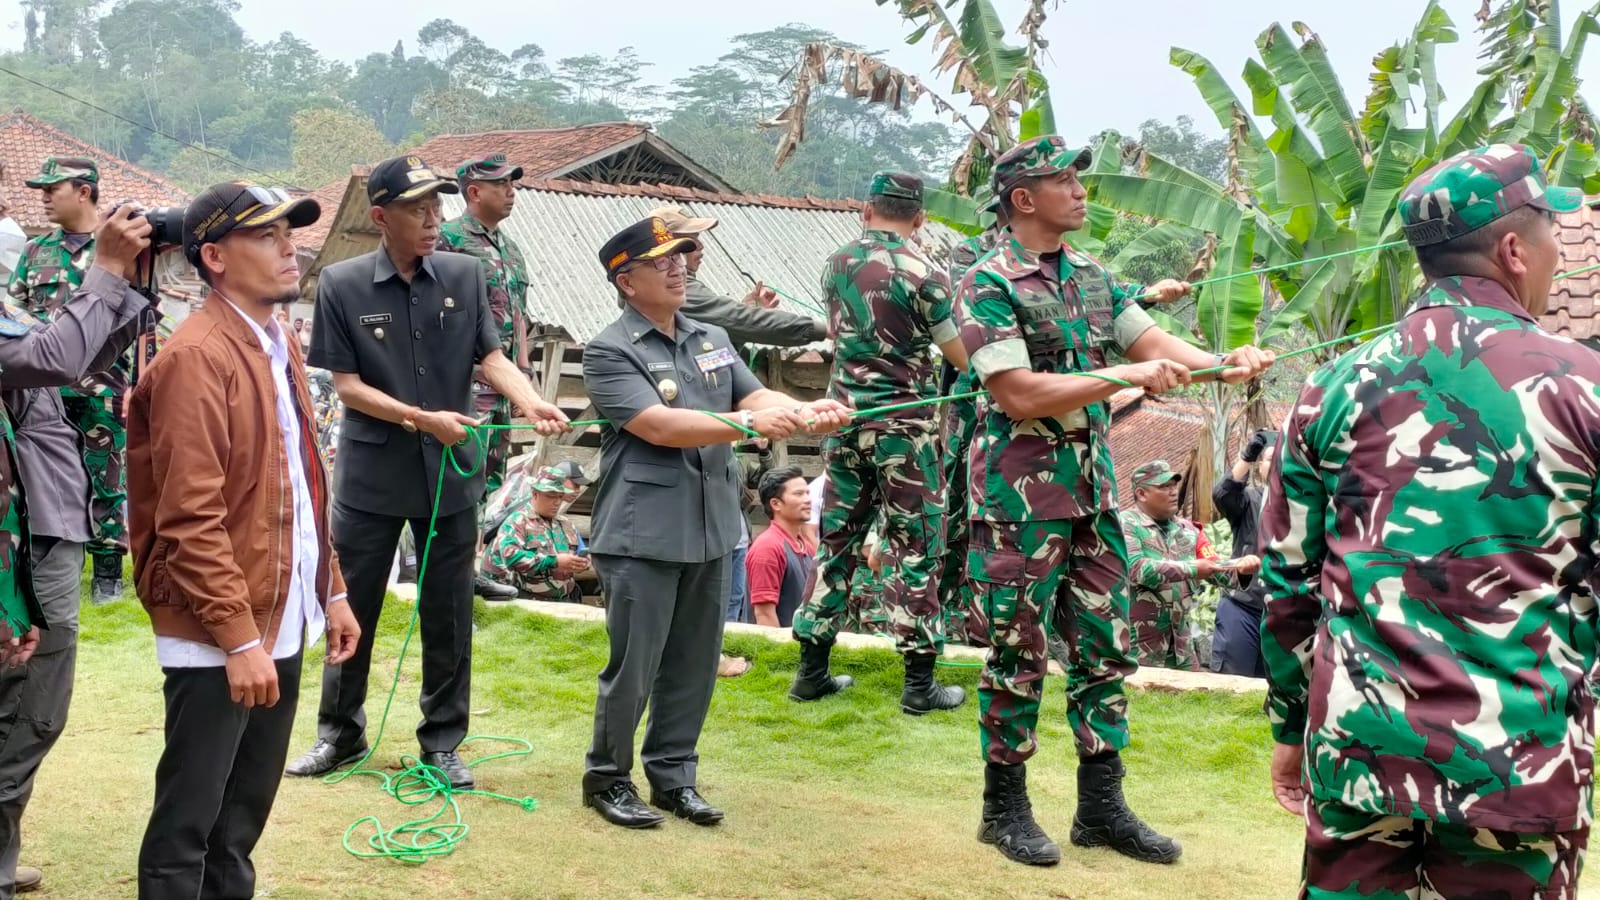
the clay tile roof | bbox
[292,172,366,253]
[405,122,651,181]
[1546,204,1600,342]
[0,110,189,233]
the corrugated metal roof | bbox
[301,176,968,348]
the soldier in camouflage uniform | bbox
[956,136,1273,867]
[478,465,587,602]
[437,153,531,602]
[7,157,143,605]
[1260,145,1596,898]
[938,203,1008,647]
[789,172,973,714]
[1120,460,1245,671]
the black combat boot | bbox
[90,554,123,605]
[787,640,853,702]
[1070,752,1182,864]
[978,763,1060,866]
[900,653,966,715]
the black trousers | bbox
[583,553,729,794]
[317,501,475,753]
[1209,594,1267,678]
[0,539,81,900]
[137,654,301,900]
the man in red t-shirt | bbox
[746,466,817,628]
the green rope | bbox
[1557,260,1600,282]
[1138,240,1409,300]
[762,284,828,318]
[329,441,538,864]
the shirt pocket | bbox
[341,415,391,446]
[622,462,680,488]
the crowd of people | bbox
[0,134,1586,900]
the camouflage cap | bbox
[530,465,573,494]
[456,152,523,183]
[1397,143,1584,247]
[1131,459,1182,489]
[991,136,1091,197]
[868,171,923,203]
[26,156,98,188]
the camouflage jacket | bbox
[823,228,955,427]
[949,227,1002,286]
[8,229,92,319]
[437,213,528,361]
[955,238,1154,522]
[1258,275,1600,833]
[1120,508,1228,610]
[0,407,38,635]
[481,502,582,601]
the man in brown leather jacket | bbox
[126,183,360,899]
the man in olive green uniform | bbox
[8,157,152,605]
[789,172,972,715]
[956,136,1272,866]
[437,152,530,602]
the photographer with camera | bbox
[0,203,158,897]
[1208,428,1277,677]
[7,157,155,605]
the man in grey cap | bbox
[288,155,569,789]
[649,205,826,348]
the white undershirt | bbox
[154,299,336,667]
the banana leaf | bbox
[1081,173,1245,237]
[1195,218,1264,352]
[1256,23,1369,205]
[925,188,982,233]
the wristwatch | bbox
[740,410,755,431]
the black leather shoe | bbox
[474,574,518,601]
[584,782,665,829]
[285,739,368,777]
[650,786,724,825]
[421,751,475,790]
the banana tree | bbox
[1083,0,1600,483]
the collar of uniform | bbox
[1406,275,1535,323]
[373,247,438,284]
[862,228,903,245]
[457,212,498,240]
[620,303,704,345]
[60,230,93,255]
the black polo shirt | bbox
[309,248,498,518]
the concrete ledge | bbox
[466,596,1266,696]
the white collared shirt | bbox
[155,298,334,667]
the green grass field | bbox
[22,595,1314,899]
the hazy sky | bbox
[0,0,1591,148]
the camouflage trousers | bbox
[479,559,579,603]
[968,512,1137,763]
[839,566,890,636]
[1128,594,1196,671]
[1302,799,1587,899]
[473,389,512,530]
[938,388,986,647]
[793,422,947,656]
[62,390,127,562]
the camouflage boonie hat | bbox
[530,465,572,494]
[1131,459,1182,489]
[991,136,1091,197]
[456,152,523,183]
[868,171,923,203]
[26,156,98,188]
[1398,143,1584,246]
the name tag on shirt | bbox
[360,314,392,326]
[647,361,675,372]
[694,347,738,374]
